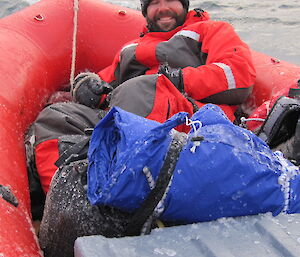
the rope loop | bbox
[185,117,203,153]
[240,117,266,128]
[185,116,202,136]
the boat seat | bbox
[74,213,300,257]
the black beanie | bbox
[140,0,190,16]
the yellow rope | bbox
[156,220,165,228]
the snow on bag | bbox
[88,105,300,223]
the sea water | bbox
[1,0,299,65]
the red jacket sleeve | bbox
[97,50,121,85]
[182,21,256,105]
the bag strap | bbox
[124,132,188,236]
[55,136,90,167]
[257,96,300,148]
[184,95,200,113]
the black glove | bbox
[72,72,113,108]
[158,63,184,92]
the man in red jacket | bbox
[73,0,256,131]
[27,0,256,197]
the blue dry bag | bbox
[88,104,300,223]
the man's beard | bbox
[146,10,187,32]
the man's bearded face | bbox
[146,0,187,32]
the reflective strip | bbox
[121,43,138,52]
[174,30,200,41]
[213,62,236,89]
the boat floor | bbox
[74,213,300,257]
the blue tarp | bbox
[88,105,300,223]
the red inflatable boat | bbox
[0,0,299,256]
